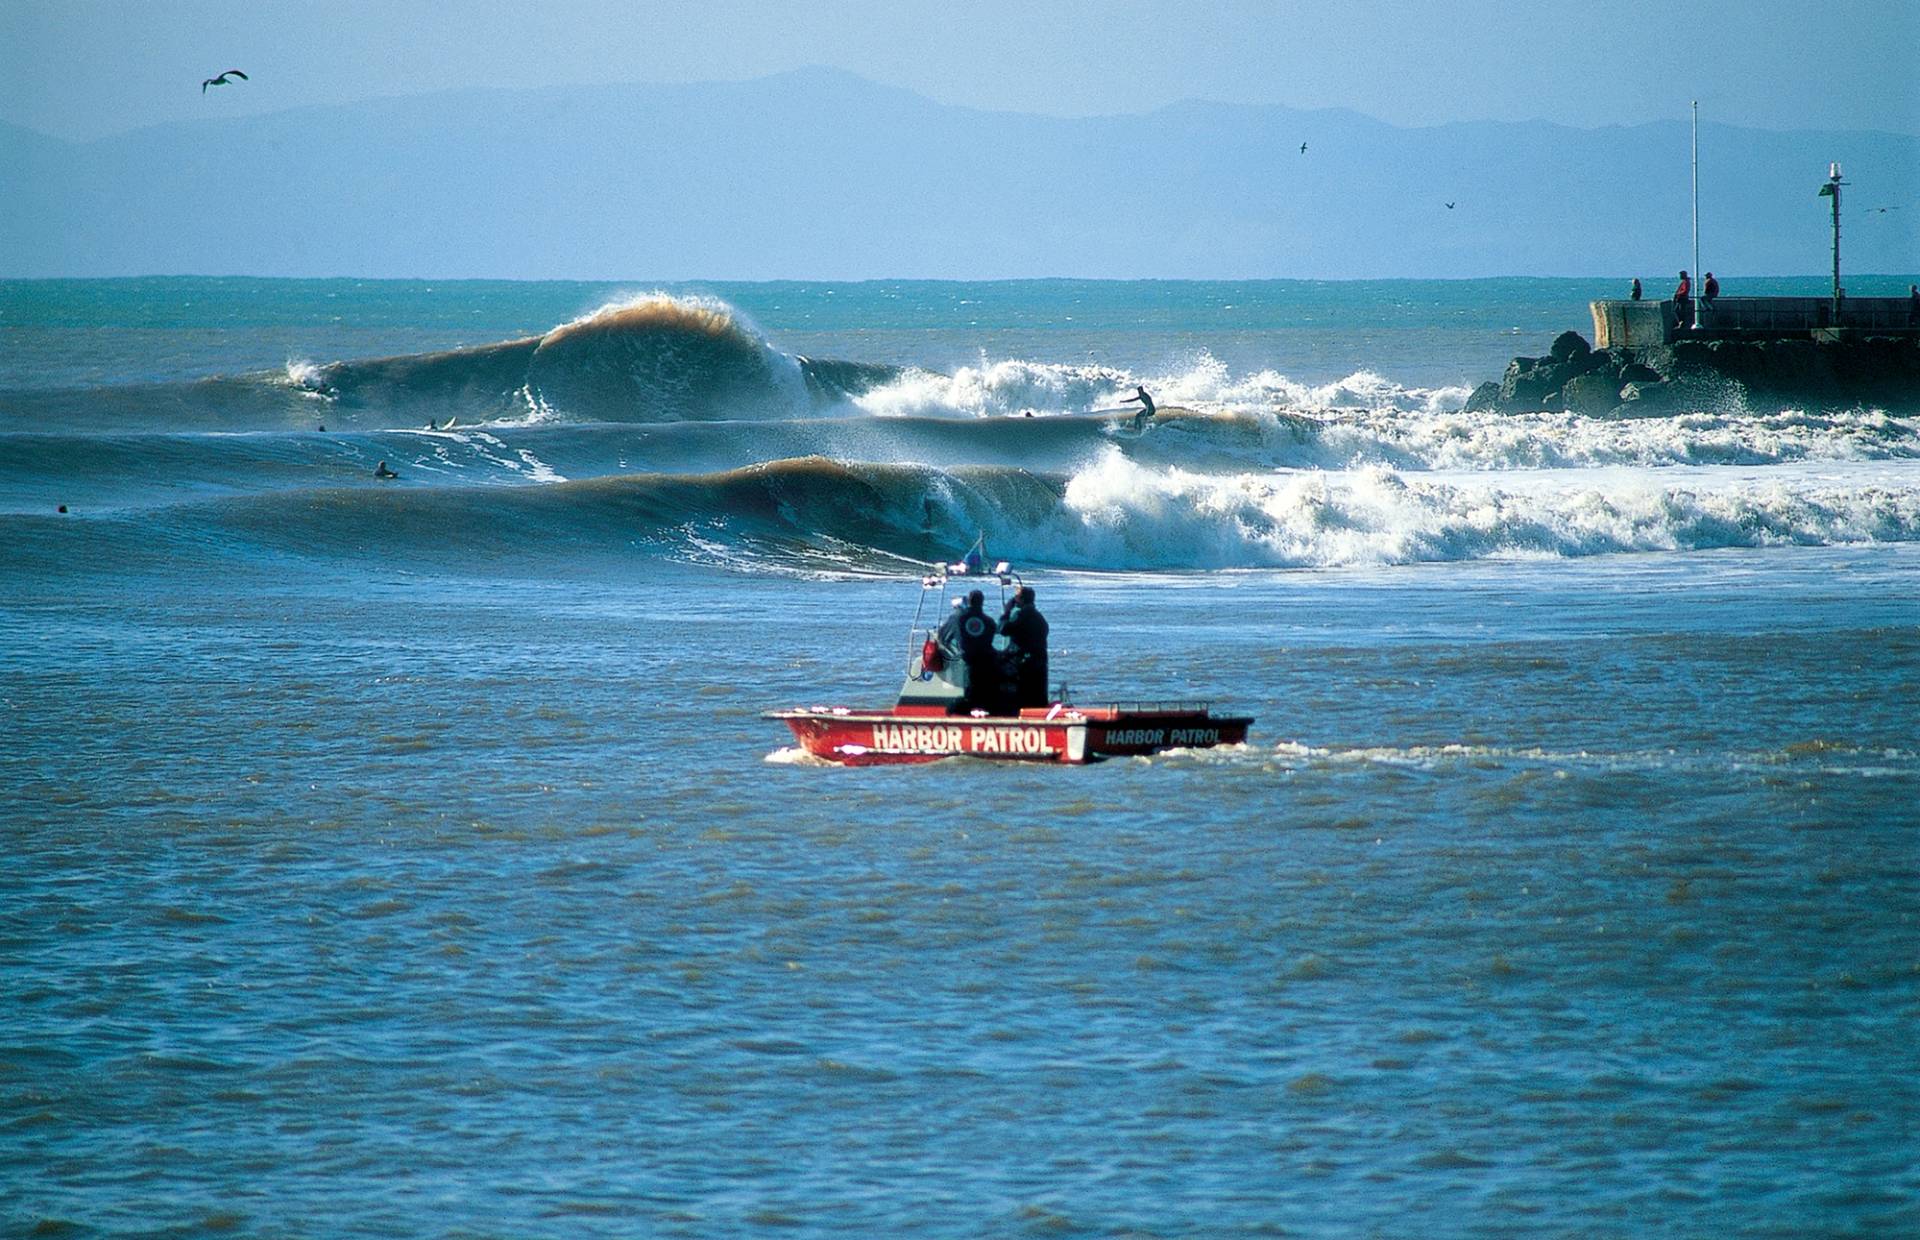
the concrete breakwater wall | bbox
[1465,321,1920,418]
[1593,297,1920,349]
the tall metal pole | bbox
[1830,165,1843,320]
[1691,101,1700,329]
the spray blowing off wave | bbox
[520,296,805,422]
[18,452,1920,576]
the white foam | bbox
[845,350,1919,472]
[852,359,1131,419]
[282,358,330,396]
[1149,358,1470,416]
[512,448,565,484]
[763,746,834,766]
[1293,407,1920,473]
[846,351,1471,422]
[1004,451,1920,569]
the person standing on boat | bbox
[999,586,1050,709]
[939,589,1000,713]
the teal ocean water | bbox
[4,277,1918,1236]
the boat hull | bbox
[768,705,1251,766]
[1073,706,1254,757]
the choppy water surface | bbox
[4,278,1919,1236]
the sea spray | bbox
[850,359,1135,419]
[845,351,1474,421]
[1049,451,1920,568]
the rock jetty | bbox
[1464,330,1920,417]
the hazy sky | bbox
[4,0,1917,141]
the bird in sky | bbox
[1299,142,1308,155]
[1445,201,1457,209]
[202,69,248,93]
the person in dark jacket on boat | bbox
[999,586,1050,709]
[939,589,1000,713]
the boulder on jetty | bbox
[1464,330,1920,417]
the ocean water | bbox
[3,276,1919,1237]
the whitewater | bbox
[4,276,1917,1238]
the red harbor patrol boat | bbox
[766,548,1253,766]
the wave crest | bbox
[280,293,897,427]
[525,293,809,422]
[38,452,1920,575]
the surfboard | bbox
[1095,403,1204,431]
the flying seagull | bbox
[202,69,248,93]
[1299,142,1307,154]
[1445,201,1456,209]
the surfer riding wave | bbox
[1122,385,1157,429]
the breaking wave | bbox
[11,288,1920,579]
[1217,406,1920,472]
[16,452,1920,575]
[293,293,898,424]
[8,286,1913,459]
[14,404,1917,520]
[847,352,1472,420]
[0,293,902,433]
[1039,451,1920,568]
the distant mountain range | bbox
[3,67,1915,279]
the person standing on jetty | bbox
[1630,277,1642,301]
[1672,270,1692,325]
